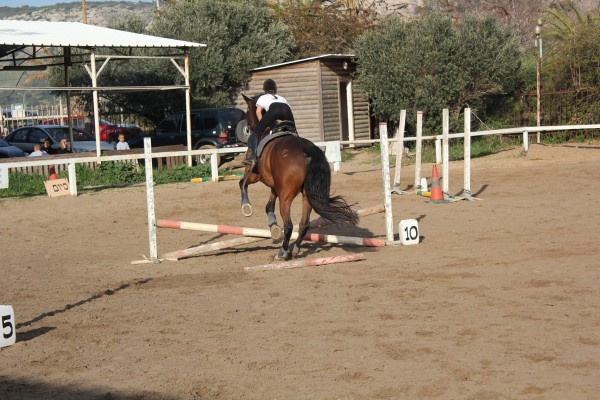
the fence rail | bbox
[1,122,599,197]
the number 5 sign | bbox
[0,305,16,348]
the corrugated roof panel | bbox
[0,20,205,48]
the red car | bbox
[41,116,143,143]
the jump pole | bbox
[462,108,475,201]
[144,137,159,263]
[244,253,365,272]
[378,122,395,243]
[162,205,386,260]
[156,219,386,247]
[414,111,423,189]
[391,109,407,195]
[442,108,450,194]
[162,236,263,261]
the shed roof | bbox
[252,54,354,71]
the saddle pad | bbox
[256,131,298,158]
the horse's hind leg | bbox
[289,194,312,258]
[275,196,295,261]
[266,189,281,241]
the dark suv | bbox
[129,108,245,165]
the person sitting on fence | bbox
[55,138,71,154]
[29,143,48,157]
[116,134,130,150]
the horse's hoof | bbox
[270,225,282,241]
[291,243,300,257]
[275,249,290,261]
[241,203,253,217]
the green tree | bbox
[353,12,522,133]
[50,0,295,123]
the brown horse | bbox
[239,94,358,260]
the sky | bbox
[1,0,154,6]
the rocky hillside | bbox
[0,1,155,27]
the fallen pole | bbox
[244,253,365,272]
[156,219,386,247]
[162,236,264,260]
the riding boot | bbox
[243,133,258,165]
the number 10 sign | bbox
[399,219,420,245]
[0,305,16,348]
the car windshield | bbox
[45,127,96,142]
[219,109,243,126]
[0,139,9,147]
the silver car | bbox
[5,125,113,154]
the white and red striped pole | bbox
[156,219,386,247]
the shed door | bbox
[338,79,355,142]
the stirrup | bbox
[243,157,255,166]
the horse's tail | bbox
[303,145,358,226]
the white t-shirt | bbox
[256,93,289,113]
[116,141,130,150]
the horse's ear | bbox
[242,93,253,104]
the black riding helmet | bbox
[263,79,277,94]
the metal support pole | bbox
[90,50,101,157]
[184,53,192,167]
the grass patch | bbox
[0,162,236,198]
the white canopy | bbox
[0,20,204,54]
[0,20,203,162]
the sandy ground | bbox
[1,142,599,400]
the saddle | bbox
[256,120,298,158]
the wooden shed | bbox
[235,54,371,143]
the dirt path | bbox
[1,143,599,399]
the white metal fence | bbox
[1,116,599,197]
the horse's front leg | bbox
[289,193,312,258]
[275,196,294,261]
[265,189,281,241]
[240,163,258,217]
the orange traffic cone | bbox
[429,165,444,202]
[48,165,57,180]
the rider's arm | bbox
[256,105,264,121]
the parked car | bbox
[128,108,245,165]
[0,138,27,158]
[5,125,114,154]
[43,116,143,143]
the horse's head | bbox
[242,93,259,131]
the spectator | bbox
[29,143,47,157]
[84,113,93,135]
[42,138,55,155]
[55,138,71,154]
[115,134,130,150]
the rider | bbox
[243,79,295,166]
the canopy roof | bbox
[0,19,205,65]
[0,20,204,161]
